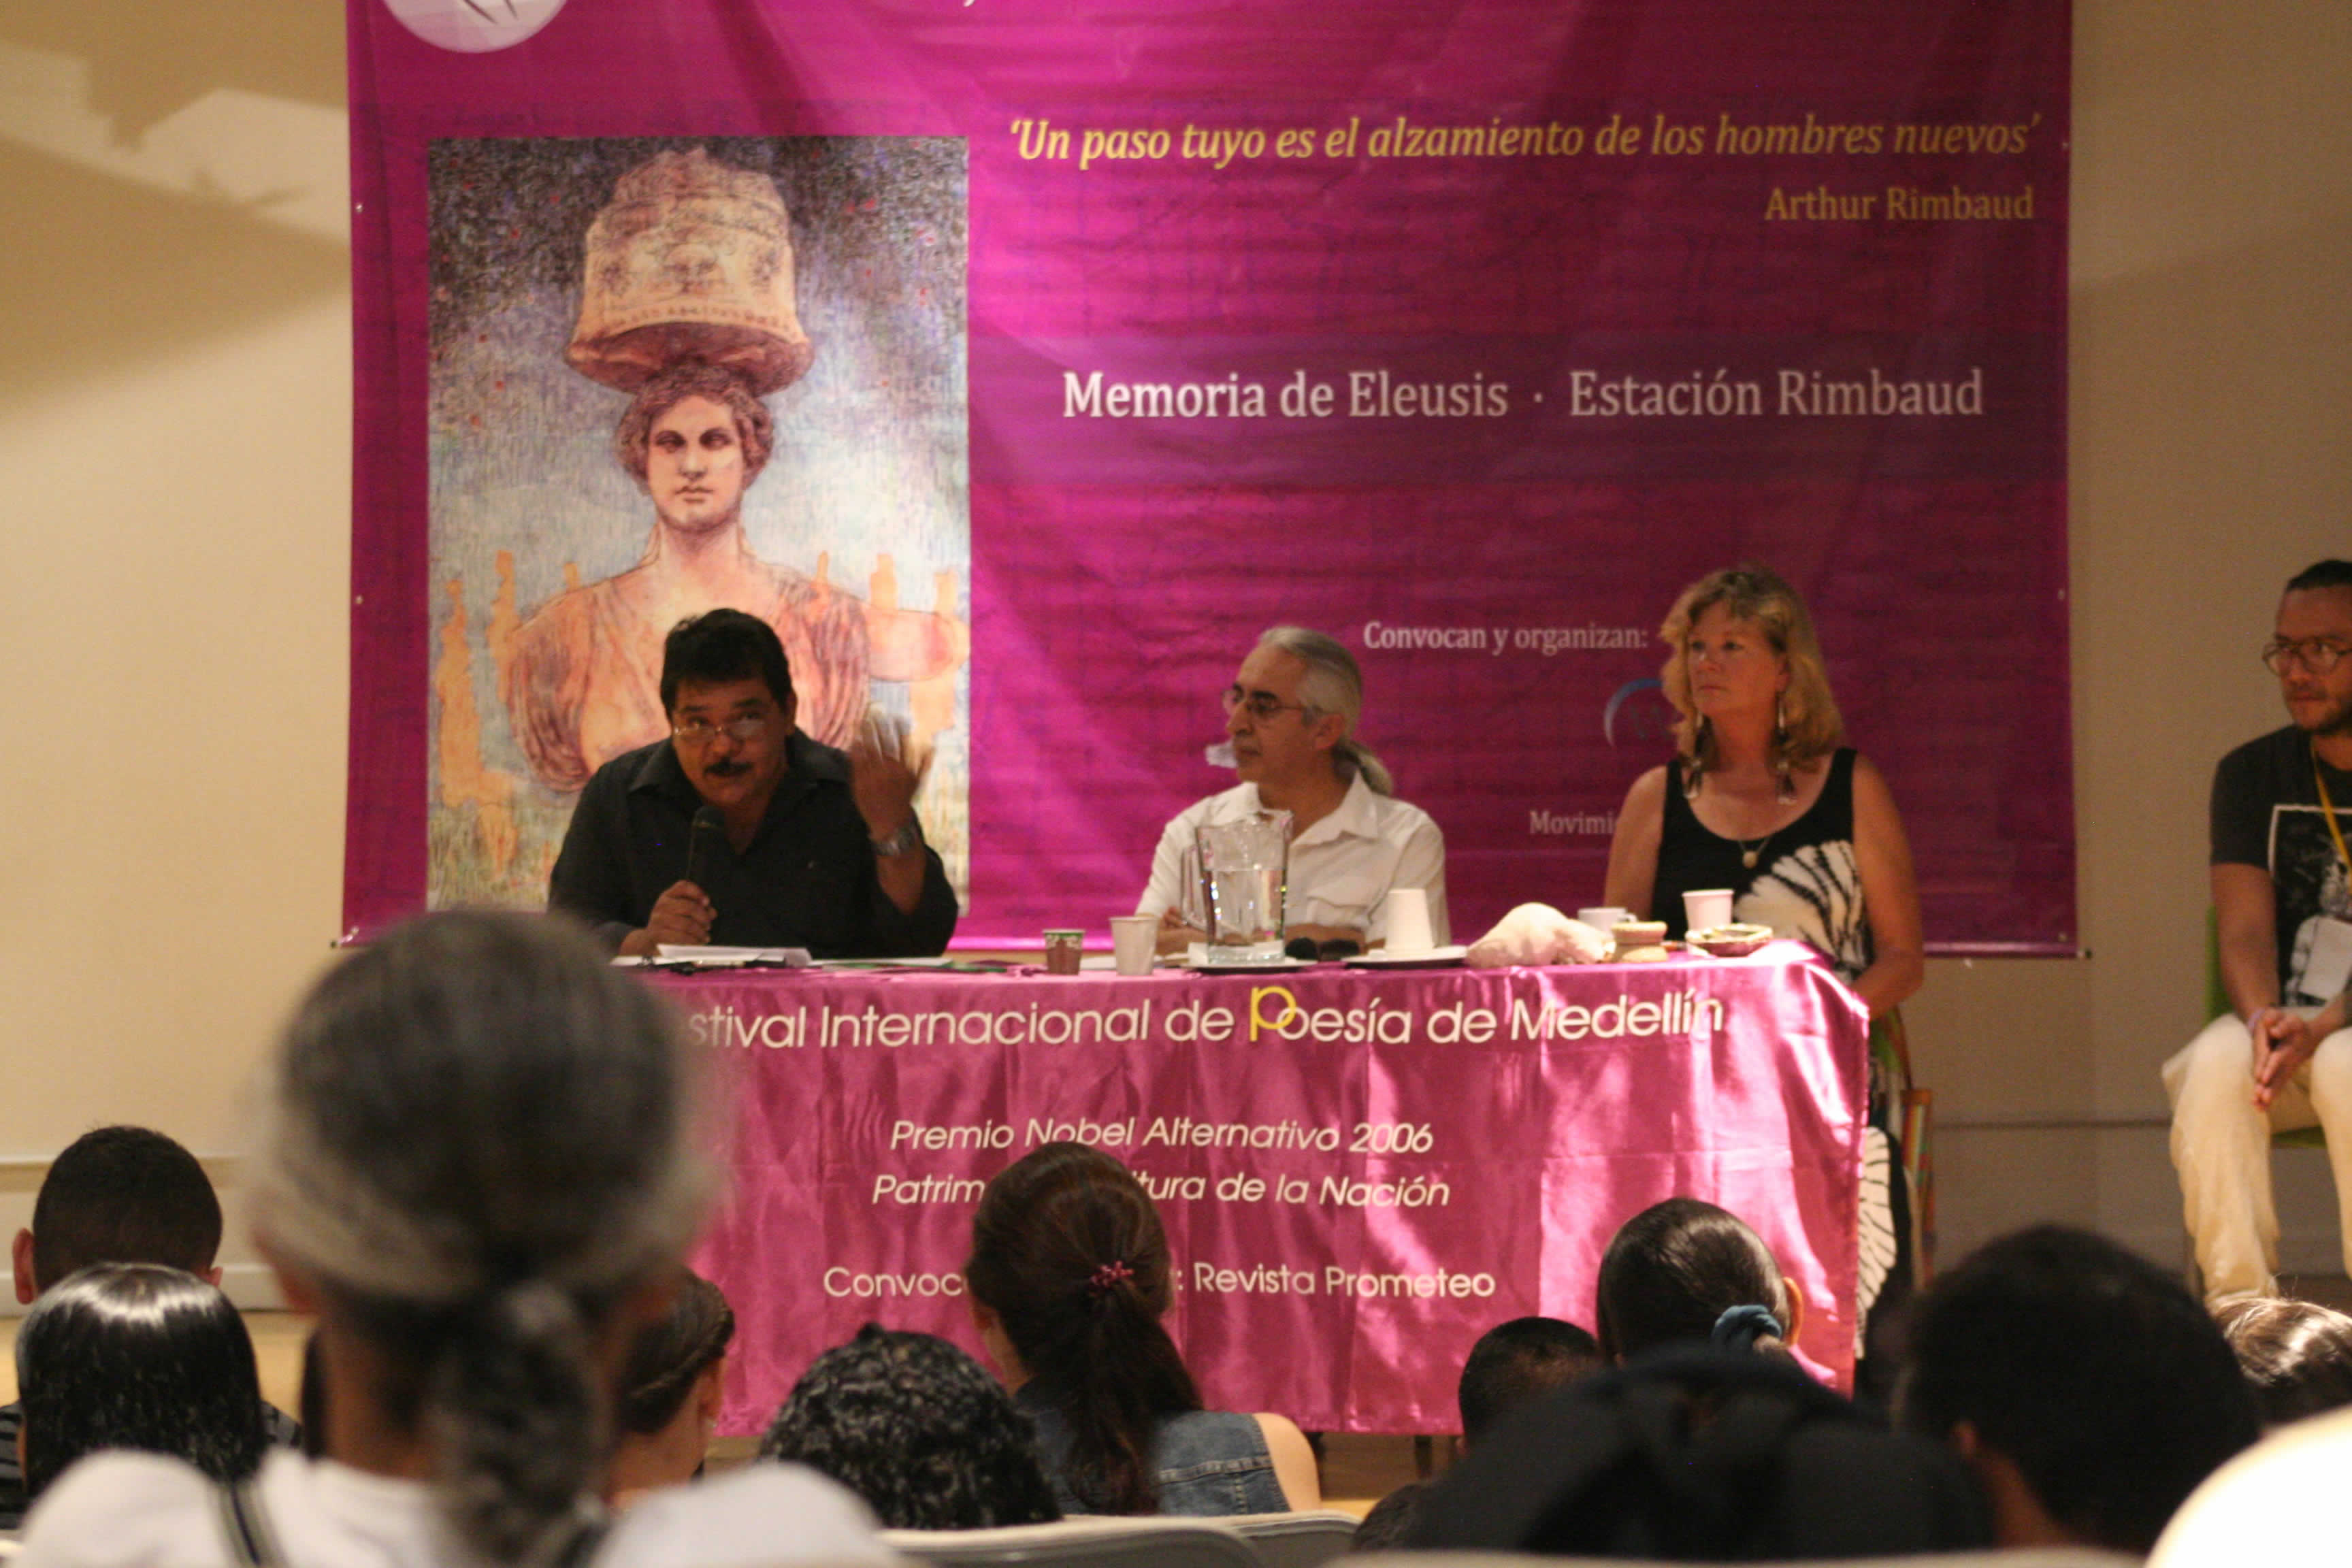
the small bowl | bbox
[1692,923,1773,958]
[1610,920,1668,949]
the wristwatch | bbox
[870,817,924,858]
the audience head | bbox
[251,910,715,1565]
[1409,1348,1989,1558]
[1658,564,1843,777]
[15,1262,267,1501]
[1898,1224,2260,1553]
[608,1267,737,1503]
[1595,1197,1795,1362]
[13,1124,223,1305]
[2212,1295,2352,1428]
[1458,1316,1603,1446]
[761,1323,1061,1529]
[964,1141,1200,1514]
[1352,1478,1434,1552]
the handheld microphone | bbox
[686,806,726,893]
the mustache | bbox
[703,758,751,777]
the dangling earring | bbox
[1773,695,1795,803]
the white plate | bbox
[1343,945,1470,969]
[1185,955,1313,974]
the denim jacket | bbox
[1015,1386,1288,1516]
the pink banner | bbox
[668,944,1867,1435]
[344,0,2073,953]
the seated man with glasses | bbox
[2166,558,2352,1301]
[549,608,956,958]
[1137,626,1448,956]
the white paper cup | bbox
[1384,888,1435,955]
[1577,906,1632,930]
[1682,888,1735,934]
[1110,916,1159,977]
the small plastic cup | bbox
[1384,889,1435,955]
[1682,888,1735,934]
[1110,916,1158,977]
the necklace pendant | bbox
[1741,848,1760,869]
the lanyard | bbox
[2317,753,2352,875]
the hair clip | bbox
[1087,1260,1135,1296]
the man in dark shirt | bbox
[2166,559,2352,1301]
[3,1126,301,1527]
[549,608,957,957]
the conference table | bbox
[656,941,1869,1436]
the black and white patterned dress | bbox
[1654,748,1901,1339]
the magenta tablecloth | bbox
[657,940,1867,1435]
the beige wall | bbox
[0,7,350,1301]
[1,2,2347,1301]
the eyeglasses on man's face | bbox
[672,713,772,747]
[1220,685,1309,723]
[2262,638,2351,677]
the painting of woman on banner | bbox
[504,148,965,790]
[425,137,970,909]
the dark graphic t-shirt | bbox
[2210,725,2352,1004]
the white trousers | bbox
[2164,1007,2352,1300]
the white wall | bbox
[0,1,2347,1300]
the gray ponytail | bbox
[255,913,714,1565]
[428,1283,608,1566]
[1332,738,1394,796]
[1256,625,1395,796]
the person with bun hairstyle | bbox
[1594,1198,1803,1362]
[19,911,891,1568]
[964,1142,1320,1516]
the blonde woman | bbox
[1603,566,1923,1380]
[1604,565,1921,1013]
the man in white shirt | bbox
[1139,626,1448,954]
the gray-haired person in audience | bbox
[3,1125,299,1530]
[762,1323,1062,1529]
[18,911,894,1568]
